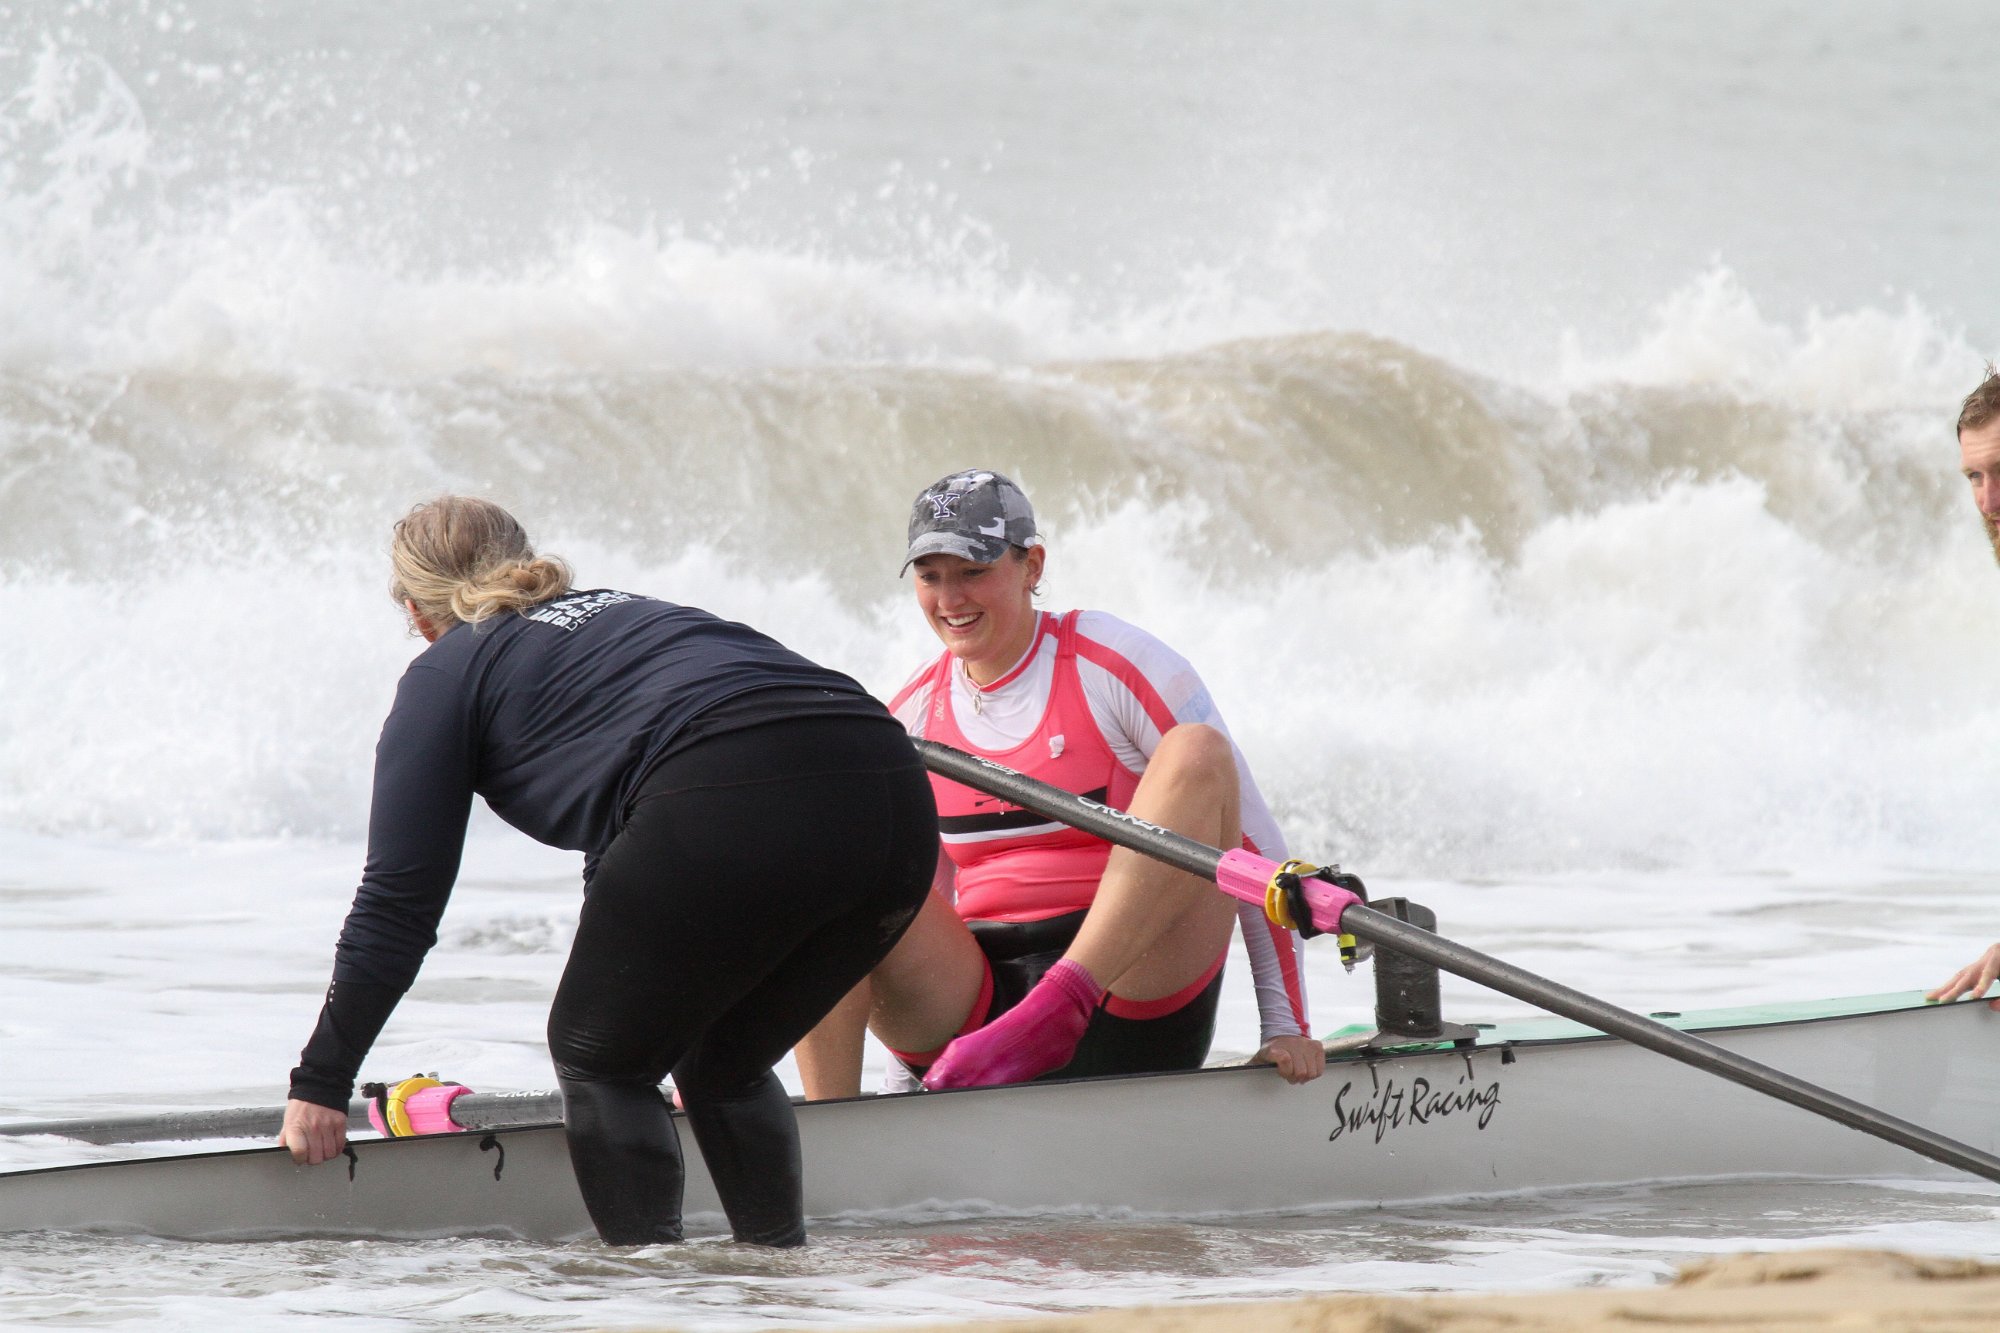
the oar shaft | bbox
[914,737,2000,1187]
[1352,908,2000,1184]
[0,1091,568,1146]
[0,1106,299,1145]
[915,739,1224,880]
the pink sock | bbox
[923,959,1104,1090]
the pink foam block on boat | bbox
[1214,848,1362,935]
[402,1084,471,1134]
[366,1082,472,1137]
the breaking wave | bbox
[2,14,1994,877]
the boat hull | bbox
[2,994,1994,1241]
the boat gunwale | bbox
[0,990,1961,1187]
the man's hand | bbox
[1928,943,2000,1011]
[1253,1034,1326,1085]
[279,1098,350,1165]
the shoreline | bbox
[803,1250,2000,1333]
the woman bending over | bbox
[281,496,936,1246]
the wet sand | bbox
[820,1250,2000,1332]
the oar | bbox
[913,737,2000,1186]
[0,1090,566,1146]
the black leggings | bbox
[547,714,935,1246]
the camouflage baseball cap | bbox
[901,469,1041,574]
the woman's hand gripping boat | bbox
[2,742,1997,1242]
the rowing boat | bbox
[0,990,1991,1242]
[8,746,1993,1242]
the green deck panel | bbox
[1324,990,1940,1055]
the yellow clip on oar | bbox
[1260,858,1368,970]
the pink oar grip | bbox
[1215,848,1361,935]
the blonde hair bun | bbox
[389,497,574,632]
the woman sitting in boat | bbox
[795,469,1321,1096]
[279,496,936,1247]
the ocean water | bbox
[6,0,2000,1328]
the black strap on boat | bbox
[342,1144,358,1182]
[911,735,2000,1188]
[479,1134,506,1181]
[1279,865,1368,942]
[1275,868,1319,940]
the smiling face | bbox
[912,547,1046,683]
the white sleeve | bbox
[888,663,935,738]
[888,663,957,905]
[880,1061,924,1094]
[1073,612,1312,1041]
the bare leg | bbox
[925,724,1243,1088]
[1065,724,1241,1001]
[792,884,986,1098]
[794,979,871,1100]
[863,886,988,1050]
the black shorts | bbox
[900,910,1223,1082]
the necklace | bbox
[961,614,1044,714]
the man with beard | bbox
[1959,369,2000,565]
[1927,368,2000,1009]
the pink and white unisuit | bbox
[889,609,1310,1046]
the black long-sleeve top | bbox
[288,589,885,1108]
